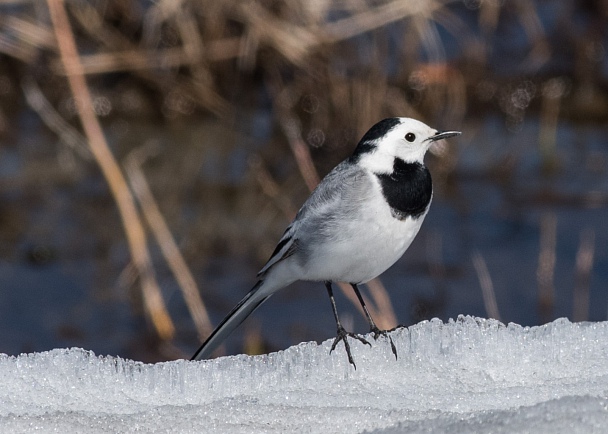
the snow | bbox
[1,316,608,433]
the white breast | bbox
[300,176,430,284]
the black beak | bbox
[428,130,461,142]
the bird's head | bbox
[352,117,460,174]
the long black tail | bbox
[191,280,270,361]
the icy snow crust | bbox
[1,317,608,433]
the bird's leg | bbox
[325,281,370,369]
[350,283,398,359]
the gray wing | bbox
[257,160,373,277]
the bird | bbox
[191,117,460,368]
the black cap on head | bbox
[360,118,401,143]
[352,118,401,158]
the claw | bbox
[330,325,370,369]
[370,326,398,360]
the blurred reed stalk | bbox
[472,250,501,322]
[64,1,228,115]
[278,114,321,191]
[424,231,448,316]
[539,78,566,174]
[248,155,298,219]
[22,68,215,346]
[242,321,264,357]
[124,145,214,341]
[365,279,398,330]
[537,212,557,323]
[47,0,174,340]
[572,228,595,322]
[20,75,90,160]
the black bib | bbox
[376,159,432,220]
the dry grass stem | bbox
[125,146,214,341]
[573,228,595,322]
[426,231,446,279]
[537,212,557,323]
[0,30,36,62]
[248,155,298,219]
[365,278,398,329]
[337,281,381,324]
[515,0,550,69]
[479,0,500,35]
[47,0,451,74]
[4,15,56,50]
[63,1,228,115]
[539,78,565,172]
[47,0,174,340]
[278,114,321,191]
[53,40,242,75]
[21,76,91,159]
[472,250,501,321]
[324,0,442,43]
[242,321,264,356]
[238,2,317,65]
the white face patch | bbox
[356,117,438,174]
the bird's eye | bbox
[405,133,416,142]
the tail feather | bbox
[191,280,270,361]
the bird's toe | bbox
[370,327,398,360]
[330,326,371,369]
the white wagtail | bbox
[191,117,460,367]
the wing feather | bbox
[257,160,371,277]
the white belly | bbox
[302,191,429,284]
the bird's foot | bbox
[370,326,398,360]
[330,326,371,369]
